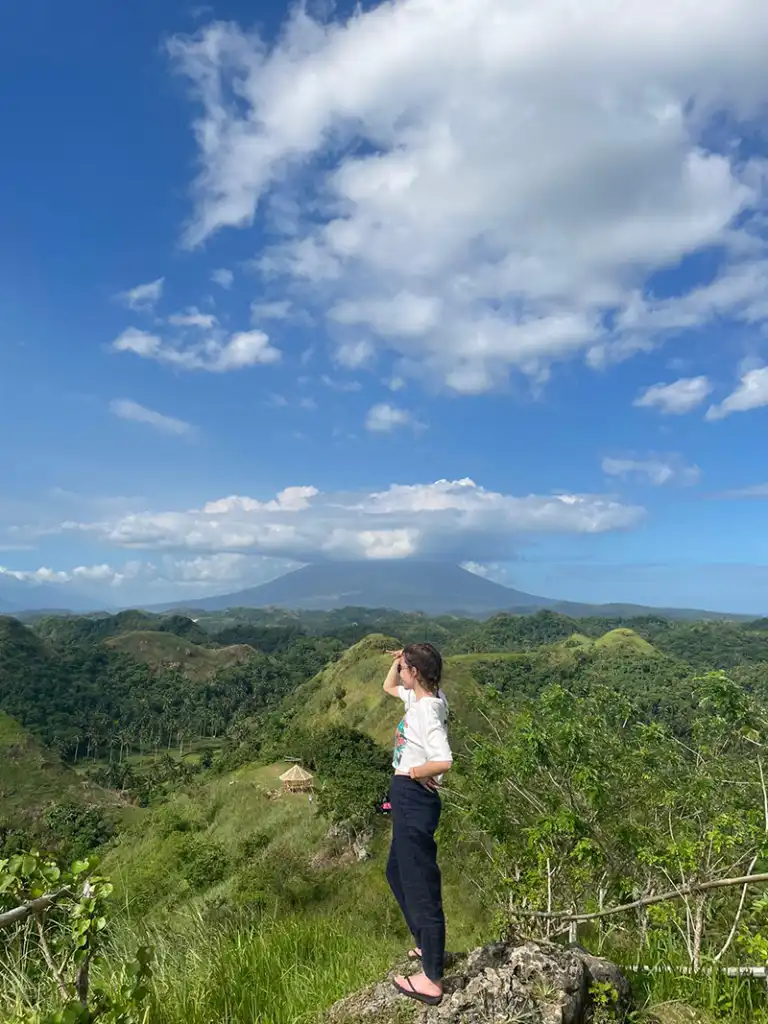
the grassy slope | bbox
[281,628,658,747]
[593,627,657,655]
[18,627,745,1024]
[102,756,489,948]
[101,635,494,952]
[289,633,488,746]
[95,752,488,1024]
[104,631,256,680]
[0,711,107,828]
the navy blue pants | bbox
[385,775,446,982]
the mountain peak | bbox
[152,561,549,616]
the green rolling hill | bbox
[282,633,488,747]
[104,630,257,680]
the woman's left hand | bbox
[410,766,438,790]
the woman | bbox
[383,642,453,1007]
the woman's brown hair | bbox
[402,642,443,695]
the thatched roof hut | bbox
[279,764,314,792]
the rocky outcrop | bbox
[327,940,631,1023]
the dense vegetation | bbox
[4,605,768,1022]
[0,614,343,760]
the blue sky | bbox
[2,0,768,613]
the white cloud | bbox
[634,376,713,415]
[111,326,280,372]
[706,366,768,420]
[460,560,510,581]
[168,307,218,328]
[331,294,442,338]
[109,399,197,437]
[717,483,768,498]
[55,478,644,563]
[1,553,310,603]
[1,563,135,587]
[602,454,701,486]
[163,553,282,585]
[590,259,768,366]
[461,561,492,578]
[117,277,165,312]
[365,403,420,433]
[169,1,768,391]
[323,528,420,559]
[320,374,361,392]
[211,267,234,288]
[203,487,318,514]
[251,300,293,321]
[334,339,375,369]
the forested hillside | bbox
[5,607,768,1023]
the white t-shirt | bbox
[392,685,453,782]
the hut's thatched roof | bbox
[279,764,314,783]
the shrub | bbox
[176,835,229,891]
[42,801,115,857]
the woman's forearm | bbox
[383,653,402,694]
[410,761,452,780]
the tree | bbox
[299,726,391,840]
[0,850,152,1023]
[452,673,768,968]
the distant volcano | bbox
[145,561,746,621]
[152,561,547,616]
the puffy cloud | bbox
[322,528,420,560]
[634,376,713,415]
[602,454,701,486]
[109,399,197,437]
[1,563,136,587]
[706,366,768,420]
[365,403,421,432]
[160,552,298,587]
[111,326,280,372]
[334,339,375,369]
[211,267,234,288]
[590,259,768,367]
[167,307,218,328]
[203,487,318,514]
[116,277,164,312]
[1,555,296,597]
[460,561,511,584]
[58,478,643,564]
[169,0,768,391]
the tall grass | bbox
[112,911,398,1024]
[631,966,768,1023]
[585,923,768,1023]
[7,905,768,1023]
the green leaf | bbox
[71,859,89,876]
[43,864,61,883]
[21,855,37,876]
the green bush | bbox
[42,801,115,857]
[238,830,271,860]
[176,835,229,891]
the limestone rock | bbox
[326,940,630,1023]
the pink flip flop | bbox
[392,976,443,1006]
